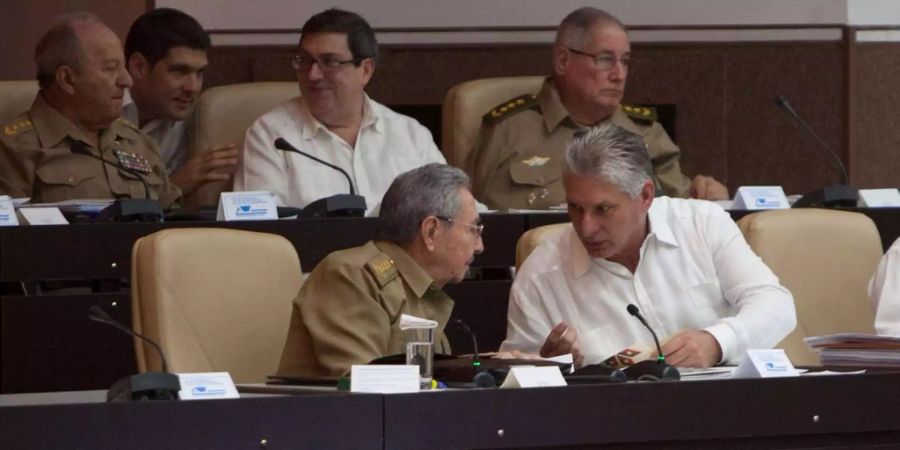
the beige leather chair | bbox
[514,222,571,271]
[738,209,883,366]
[442,76,544,174]
[0,80,39,122]
[187,81,299,206]
[131,228,302,383]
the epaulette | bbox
[621,104,657,124]
[365,253,398,288]
[3,118,33,136]
[483,94,539,124]
[116,117,139,131]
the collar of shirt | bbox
[298,93,384,142]
[30,93,122,150]
[374,240,438,297]
[569,197,681,278]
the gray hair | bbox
[565,123,652,198]
[34,12,101,89]
[555,7,626,49]
[375,163,471,245]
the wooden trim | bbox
[845,27,858,184]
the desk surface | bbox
[2,373,900,450]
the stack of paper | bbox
[804,333,900,367]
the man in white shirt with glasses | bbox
[235,8,446,214]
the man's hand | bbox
[660,330,722,368]
[689,175,729,200]
[169,144,239,195]
[540,322,584,367]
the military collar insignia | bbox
[521,155,550,167]
[4,119,33,136]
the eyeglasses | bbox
[290,54,358,72]
[565,47,630,71]
[436,216,484,238]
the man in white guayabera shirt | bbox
[234,8,445,214]
[500,123,796,368]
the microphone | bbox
[272,138,366,217]
[70,140,164,222]
[774,96,858,208]
[453,319,496,387]
[88,304,181,401]
[625,304,680,381]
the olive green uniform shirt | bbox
[277,240,454,378]
[473,78,691,210]
[0,94,181,208]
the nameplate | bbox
[0,196,18,226]
[732,349,799,379]
[217,191,278,221]
[858,188,900,208]
[733,186,790,210]
[177,372,239,400]
[351,365,420,393]
[18,207,68,225]
[500,366,567,389]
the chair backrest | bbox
[131,228,302,383]
[0,80,39,122]
[737,209,883,366]
[441,76,544,174]
[187,81,299,206]
[514,222,571,271]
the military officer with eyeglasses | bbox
[472,7,729,210]
[234,8,446,215]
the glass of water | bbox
[405,327,435,389]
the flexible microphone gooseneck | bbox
[89,304,181,401]
[70,140,151,199]
[273,137,357,195]
[625,304,680,381]
[89,305,170,373]
[774,96,848,185]
[453,319,495,387]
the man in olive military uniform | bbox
[0,13,181,208]
[472,7,727,210]
[277,163,484,377]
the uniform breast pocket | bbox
[118,168,165,198]
[688,281,725,324]
[34,165,101,202]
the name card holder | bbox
[500,366,567,389]
[733,186,790,210]
[351,365,420,393]
[18,207,68,225]
[177,372,240,400]
[857,188,900,208]
[0,196,19,226]
[732,349,799,379]
[217,191,278,221]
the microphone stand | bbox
[272,138,366,217]
[625,304,680,381]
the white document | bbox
[500,366,567,389]
[177,372,240,400]
[733,186,790,210]
[857,188,900,208]
[351,365,420,393]
[18,207,68,225]
[0,196,19,226]
[732,349,799,379]
[399,314,437,330]
[217,191,278,221]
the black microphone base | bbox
[96,199,164,222]
[792,185,858,208]
[300,194,366,218]
[568,363,627,383]
[107,372,181,402]
[623,360,680,381]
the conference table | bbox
[1,208,898,394]
[2,372,900,449]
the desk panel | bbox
[384,374,900,449]
[0,391,382,450]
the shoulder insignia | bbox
[365,253,398,288]
[483,94,539,124]
[116,117,139,130]
[621,104,657,123]
[3,119,33,136]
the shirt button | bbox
[67,176,75,183]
